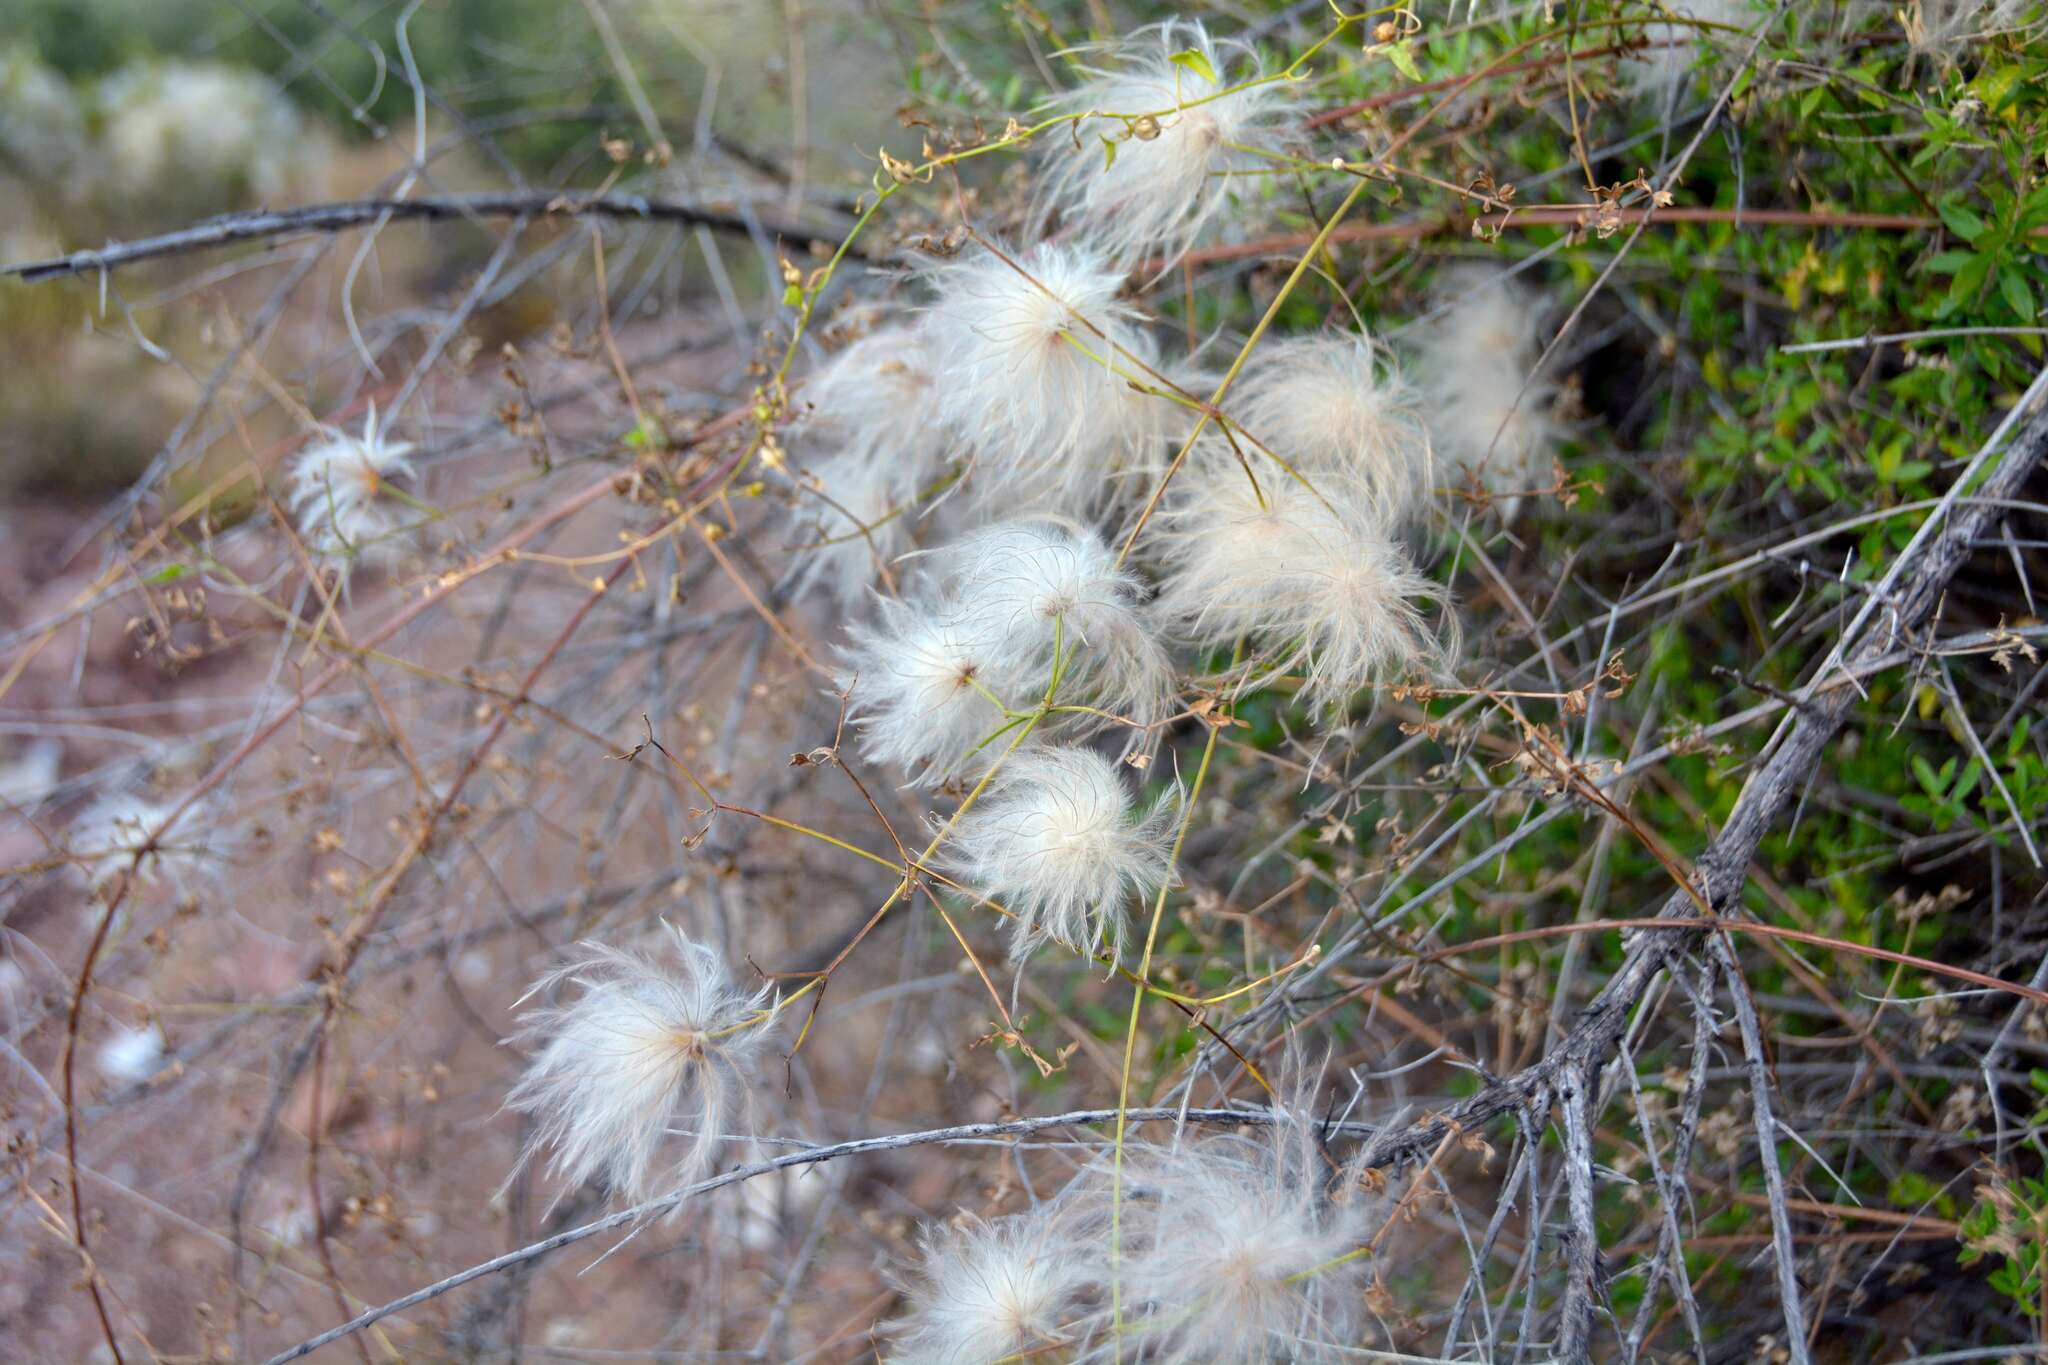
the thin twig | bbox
[2,192,855,284]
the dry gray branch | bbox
[0,193,856,284]
[1284,372,2048,1358]
[263,1104,1383,1363]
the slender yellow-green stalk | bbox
[1108,708,1223,1346]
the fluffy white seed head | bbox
[1151,457,1446,714]
[288,406,419,578]
[1036,19,1303,273]
[0,738,62,810]
[99,1024,166,1083]
[1411,267,1558,512]
[921,241,1170,515]
[98,59,321,210]
[1623,0,1753,102]
[939,745,1177,961]
[1230,334,1434,519]
[786,321,956,608]
[1116,1115,1376,1363]
[1,49,88,189]
[843,595,1023,789]
[933,519,1174,746]
[890,1209,1099,1364]
[504,923,771,1209]
[69,791,213,892]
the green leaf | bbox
[1940,199,1989,242]
[2001,269,2037,321]
[1912,755,1945,798]
[1953,757,1983,807]
[145,563,187,584]
[1975,63,2028,114]
[1168,47,1217,86]
[1384,41,1422,83]
[1100,135,1117,171]
[1943,253,1992,315]
[781,283,803,308]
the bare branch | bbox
[264,1105,1381,1364]
[2,192,857,284]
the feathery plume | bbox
[1229,334,1434,519]
[287,405,419,578]
[98,1024,166,1083]
[938,744,1177,961]
[921,240,1170,514]
[504,923,771,1209]
[1623,0,1752,102]
[889,1208,1099,1364]
[1151,458,1446,713]
[934,518,1175,744]
[1035,19,1302,273]
[98,59,322,211]
[0,49,89,190]
[842,594,1023,788]
[68,791,213,892]
[786,320,955,609]
[1115,1113,1376,1363]
[1410,266,1558,513]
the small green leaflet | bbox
[1938,198,1988,243]
[1168,48,1217,86]
[1384,42,1421,83]
[146,563,187,584]
[1101,135,1117,171]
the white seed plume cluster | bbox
[287,407,419,578]
[783,242,1187,606]
[842,595,1016,786]
[98,1024,166,1083]
[2,53,329,215]
[1412,266,1559,510]
[884,1110,1378,1361]
[98,59,322,210]
[1117,1118,1376,1362]
[890,1209,1095,1364]
[1230,333,1434,519]
[504,7,1513,1283]
[1035,19,1303,273]
[1623,0,1754,102]
[932,519,1174,741]
[68,791,212,892]
[937,745,1177,960]
[0,48,89,189]
[923,241,1169,515]
[843,519,1171,787]
[504,924,771,1209]
[786,319,954,609]
[1152,458,1445,714]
